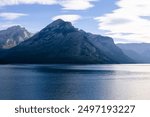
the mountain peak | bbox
[7,25,23,30]
[43,19,77,33]
[47,19,72,27]
[52,19,65,24]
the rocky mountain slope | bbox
[0,26,32,49]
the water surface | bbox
[0,64,150,100]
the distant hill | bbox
[0,19,133,64]
[117,43,150,63]
[0,26,32,49]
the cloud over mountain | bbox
[52,15,81,23]
[58,0,97,10]
[0,12,28,20]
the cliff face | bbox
[0,19,133,64]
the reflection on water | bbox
[0,64,150,100]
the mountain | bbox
[117,43,150,63]
[0,26,32,49]
[0,19,133,64]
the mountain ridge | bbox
[0,19,133,64]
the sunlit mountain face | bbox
[0,26,32,49]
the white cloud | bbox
[0,12,28,20]
[0,0,97,10]
[0,0,57,6]
[58,0,97,10]
[95,0,150,43]
[52,14,81,23]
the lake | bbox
[0,64,150,100]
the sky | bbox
[0,0,150,43]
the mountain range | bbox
[117,43,150,63]
[0,19,133,64]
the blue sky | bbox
[0,0,150,43]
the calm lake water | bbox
[0,64,150,100]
